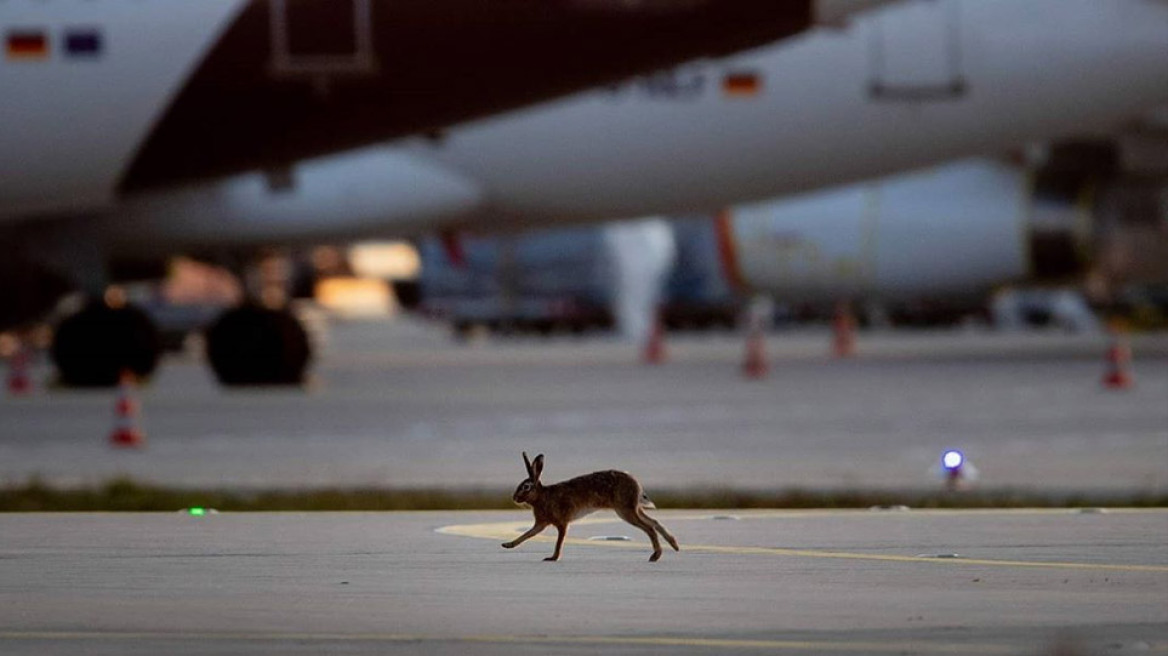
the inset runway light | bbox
[937,449,976,491]
[181,507,218,516]
[942,450,964,471]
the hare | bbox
[502,452,679,562]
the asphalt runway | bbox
[1,320,1166,492]
[1,509,1166,655]
[4,322,1162,654]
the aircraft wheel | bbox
[205,305,311,386]
[51,300,162,387]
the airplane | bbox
[3,0,1167,386]
[0,0,888,385]
[0,0,851,220]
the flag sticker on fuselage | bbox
[723,71,762,98]
[64,28,103,58]
[5,30,49,60]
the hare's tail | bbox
[639,491,657,509]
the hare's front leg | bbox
[544,523,568,561]
[502,521,548,549]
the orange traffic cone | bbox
[6,343,32,396]
[832,301,856,358]
[109,370,145,448]
[642,313,666,365]
[1102,331,1134,390]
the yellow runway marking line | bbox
[438,511,1168,573]
[0,631,1077,653]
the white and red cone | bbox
[109,370,145,448]
[832,301,857,358]
[642,313,666,365]
[6,343,32,396]
[1102,330,1134,390]
[741,299,769,379]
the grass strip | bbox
[1,477,1164,512]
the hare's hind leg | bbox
[617,507,664,561]
[638,508,679,552]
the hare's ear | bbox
[522,451,533,478]
[532,454,545,482]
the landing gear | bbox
[50,300,162,387]
[47,250,314,387]
[205,304,311,386]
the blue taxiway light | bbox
[942,450,965,471]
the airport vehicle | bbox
[416,228,618,337]
[413,219,735,337]
[662,219,742,330]
[4,0,1166,385]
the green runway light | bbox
[187,507,206,516]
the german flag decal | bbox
[64,28,103,58]
[6,30,49,60]
[722,71,763,98]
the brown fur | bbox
[502,452,679,562]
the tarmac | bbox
[1,320,1166,492]
[2,320,1167,654]
[1,509,1166,655]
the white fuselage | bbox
[428,0,1165,222]
[3,0,868,226]
[0,1,247,219]
[88,0,1168,252]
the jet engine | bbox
[716,159,1090,302]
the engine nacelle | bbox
[716,159,1090,302]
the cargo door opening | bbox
[867,0,966,102]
